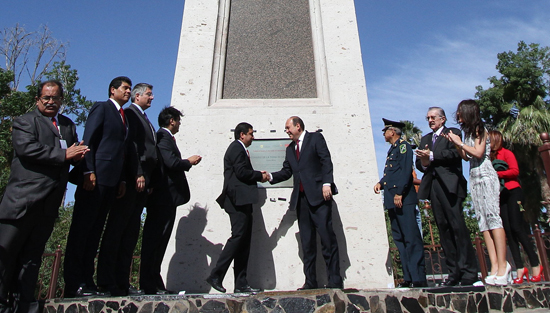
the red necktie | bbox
[52,117,57,128]
[296,140,304,192]
[119,108,126,126]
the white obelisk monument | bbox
[163,0,394,292]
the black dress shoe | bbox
[128,286,144,295]
[326,284,344,289]
[459,279,476,286]
[411,281,428,288]
[206,276,226,293]
[297,283,316,290]
[396,281,411,288]
[234,285,262,293]
[439,279,459,287]
[72,285,98,297]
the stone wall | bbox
[45,284,550,313]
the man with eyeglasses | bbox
[0,80,88,312]
[415,107,477,287]
[95,83,158,296]
[64,76,134,297]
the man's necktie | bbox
[119,108,126,126]
[432,133,438,146]
[296,140,304,192]
[52,117,57,128]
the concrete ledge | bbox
[44,283,550,313]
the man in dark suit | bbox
[269,116,343,290]
[140,106,201,295]
[64,76,133,297]
[415,107,477,286]
[374,118,426,288]
[0,81,88,313]
[96,83,158,295]
[206,122,267,294]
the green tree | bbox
[0,25,92,195]
[475,41,550,224]
[400,120,423,148]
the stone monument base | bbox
[44,283,550,313]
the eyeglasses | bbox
[144,92,154,97]
[40,96,62,102]
[425,116,442,121]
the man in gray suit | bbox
[0,81,88,313]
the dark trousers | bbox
[500,187,539,268]
[97,184,145,291]
[388,204,426,283]
[140,204,177,292]
[297,192,342,288]
[64,184,117,294]
[430,179,478,282]
[209,198,253,289]
[0,204,55,313]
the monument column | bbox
[165,0,393,292]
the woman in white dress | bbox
[445,99,510,285]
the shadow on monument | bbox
[166,190,350,292]
[249,189,350,290]
[166,203,223,293]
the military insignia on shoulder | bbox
[400,144,407,154]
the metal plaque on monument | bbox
[164,0,393,292]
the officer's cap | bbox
[382,118,405,132]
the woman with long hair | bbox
[488,130,543,283]
[445,99,509,285]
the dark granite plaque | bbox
[222,0,317,99]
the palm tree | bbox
[499,96,550,223]
[400,120,422,148]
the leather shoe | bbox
[411,281,428,288]
[128,286,144,295]
[234,285,262,293]
[439,279,459,287]
[396,281,411,288]
[297,283,316,290]
[459,279,476,286]
[67,285,97,298]
[206,276,226,293]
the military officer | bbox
[374,118,427,288]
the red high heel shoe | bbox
[513,267,529,284]
[530,265,545,283]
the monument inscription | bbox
[222,0,317,99]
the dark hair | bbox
[290,116,305,129]
[455,99,485,139]
[37,80,64,98]
[234,122,253,140]
[488,130,504,161]
[131,83,153,102]
[108,76,132,97]
[158,106,183,127]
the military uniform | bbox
[379,119,426,286]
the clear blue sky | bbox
[2,1,550,201]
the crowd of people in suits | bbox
[377,101,543,289]
[0,75,543,312]
[0,77,344,313]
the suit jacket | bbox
[216,140,263,208]
[125,104,158,186]
[271,131,337,210]
[415,127,467,200]
[0,108,78,219]
[77,100,129,187]
[379,137,417,209]
[147,128,192,207]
